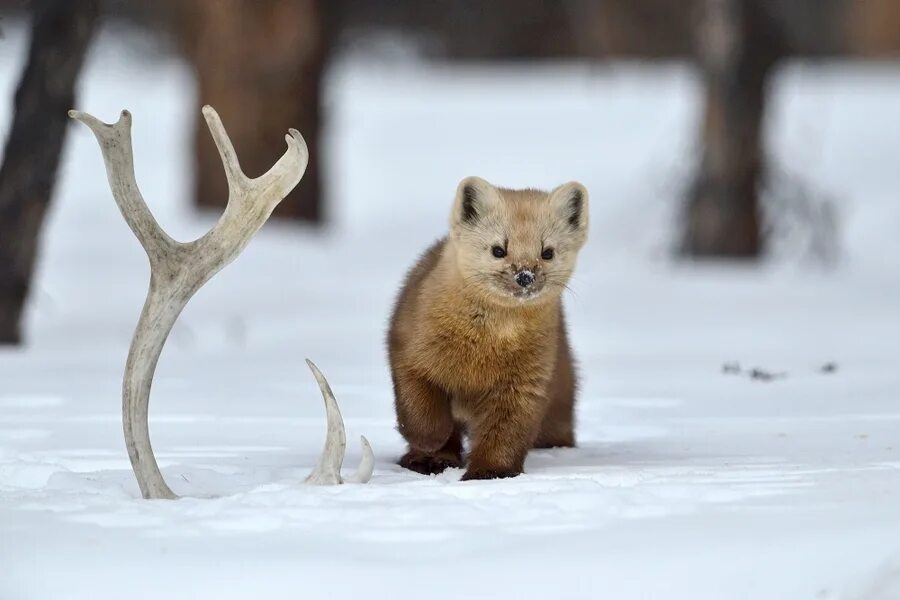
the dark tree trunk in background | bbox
[846,0,900,56]
[174,0,332,223]
[682,0,785,258]
[0,0,99,345]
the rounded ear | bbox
[549,181,589,232]
[451,176,501,228]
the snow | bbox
[3,21,900,600]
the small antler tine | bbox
[345,435,374,484]
[201,105,247,190]
[304,359,347,485]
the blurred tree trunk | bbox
[0,0,99,345]
[682,0,785,258]
[846,0,900,56]
[174,0,332,222]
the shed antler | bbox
[70,106,314,499]
[304,359,374,484]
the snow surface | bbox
[3,22,900,600]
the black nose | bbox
[515,270,534,288]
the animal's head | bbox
[448,176,589,306]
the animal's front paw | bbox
[460,467,522,481]
[399,450,462,475]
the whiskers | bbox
[463,269,577,302]
[544,273,578,298]
[462,272,499,291]
[464,271,540,303]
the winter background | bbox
[2,7,900,600]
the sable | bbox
[389,177,589,481]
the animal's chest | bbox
[415,310,547,393]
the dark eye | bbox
[491,245,506,258]
[541,247,554,260]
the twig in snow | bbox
[722,361,742,375]
[748,368,787,382]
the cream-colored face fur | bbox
[448,176,589,306]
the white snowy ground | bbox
[2,22,900,600]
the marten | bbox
[387,176,589,480]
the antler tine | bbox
[304,359,347,485]
[303,359,374,485]
[72,106,307,499]
[201,104,248,192]
[346,435,374,484]
[68,109,174,265]
[253,127,309,200]
[201,105,308,209]
[191,107,308,259]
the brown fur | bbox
[388,177,588,480]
